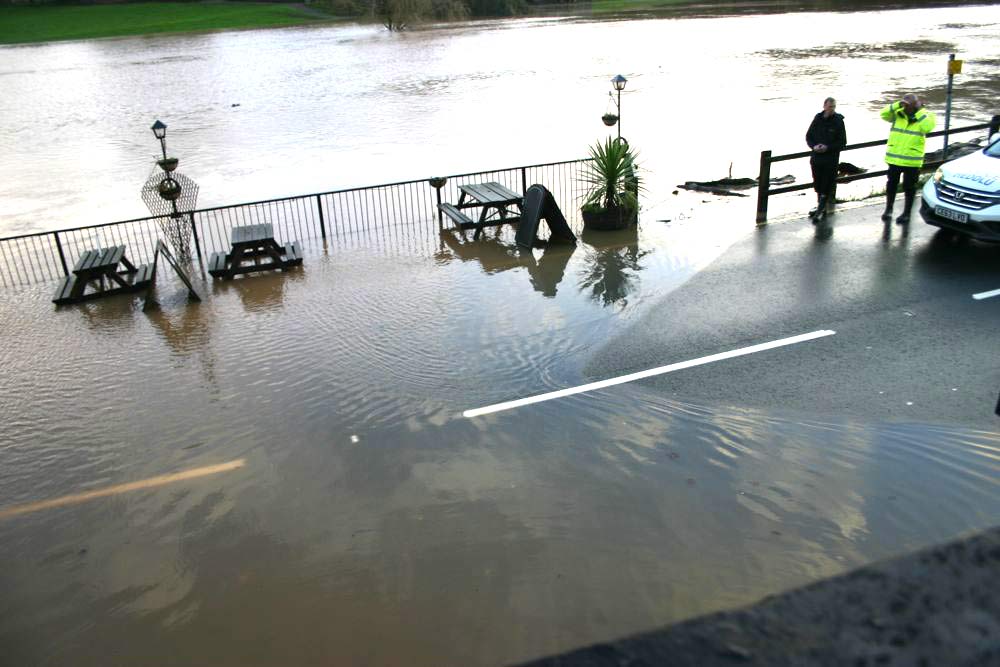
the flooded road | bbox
[1,4,999,236]
[1,4,1000,666]
[2,208,999,665]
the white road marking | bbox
[972,288,1000,301]
[0,459,246,520]
[463,330,837,419]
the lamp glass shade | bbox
[151,120,167,139]
[611,75,627,91]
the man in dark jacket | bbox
[805,97,847,224]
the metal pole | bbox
[617,88,622,141]
[756,150,772,225]
[315,194,327,241]
[521,167,527,196]
[53,231,69,277]
[435,185,443,228]
[944,53,954,159]
[169,199,190,260]
[189,211,204,267]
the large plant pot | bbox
[582,205,637,231]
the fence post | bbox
[428,178,446,228]
[315,195,327,241]
[53,231,69,277]
[189,212,204,268]
[756,150,772,225]
[521,167,528,195]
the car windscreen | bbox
[986,139,1000,158]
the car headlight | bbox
[933,168,944,184]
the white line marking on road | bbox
[463,330,837,419]
[972,288,1000,301]
[0,459,246,520]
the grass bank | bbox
[0,2,338,45]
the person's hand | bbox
[814,143,827,153]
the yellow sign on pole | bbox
[948,59,963,75]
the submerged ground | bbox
[1,201,997,666]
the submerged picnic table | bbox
[52,245,154,305]
[438,182,523,239]
[208,223,302,279]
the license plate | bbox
[936,206,968,223]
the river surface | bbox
[1,3,999,236]
[1,4,999,667]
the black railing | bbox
[0,159,590,288]
[755,115,1000,224]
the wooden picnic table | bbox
[208,223,302,279]
[438,181,523,239]
[52,245,154,305]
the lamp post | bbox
[602,75,628,144]
[150,120,182,212]
[141,120,199,260]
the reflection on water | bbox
[578,226,650,308]
[436,228,576,297]
[212,267,306,313]
[0,217,997,666]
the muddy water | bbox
[2,4,1000,666]
[1,4,999,237]
[1,217,998,666]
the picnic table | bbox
[52,245,154,305]
[208,223,302,279]
[438,182,523,240]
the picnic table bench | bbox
[439,181,523,239]
[52,245,153,305]
[208,223,302,279]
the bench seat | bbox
[439,203,475,228]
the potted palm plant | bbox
[581,137,641,231]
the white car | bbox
[921,133,1000,241]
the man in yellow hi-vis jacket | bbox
[880,93,936,225]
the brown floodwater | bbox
[1,4,999,236]
[1,217,998,666]
[2,4,1000,666]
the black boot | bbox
[896,193,915,225]
[812,195,828,224]
[881,182,897,222]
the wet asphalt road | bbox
[587,201,1000,429]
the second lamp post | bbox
[602,74,628,143]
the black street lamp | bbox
[151,119,168,160]
[151,120,181,203]
[141,120,199,260]
[602,75,628,143]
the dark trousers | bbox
[810,159,837,198]
[886,164,919,199]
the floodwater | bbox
[2,217,999,666]
[0,3,999,236]
[2,4,1000,667]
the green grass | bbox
[0,3,336,45]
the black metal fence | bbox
[0,159,589,288]
[755,115,1000,224]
